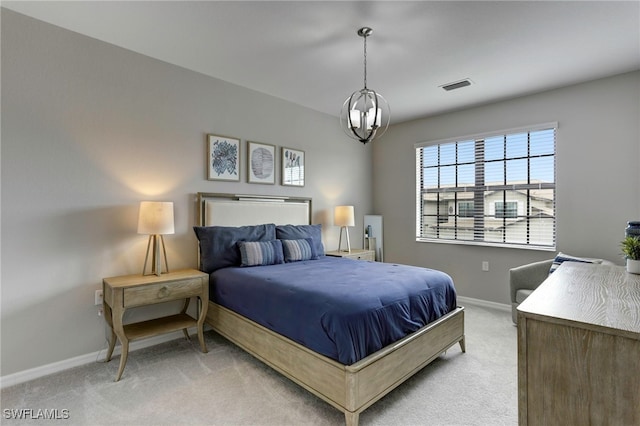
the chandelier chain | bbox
[363,35,368,89]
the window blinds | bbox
[415,123,557,249]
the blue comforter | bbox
[210,257,457,365]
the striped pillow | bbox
[281,238,318,262]
[549,252,603,274]
[237,240,284,267]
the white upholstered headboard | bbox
[197,193,312,227]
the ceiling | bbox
[4,1,639,124]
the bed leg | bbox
[459,336,466,353]
[345,410,359,426]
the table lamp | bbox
[334,205,355,253]
[138,201,174,276]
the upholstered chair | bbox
[509,259,554,324]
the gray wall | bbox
[1,10,372,376]
[374,71,640,304]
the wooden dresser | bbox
[517,262,640,425]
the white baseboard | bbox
[0,331,185,389]
[457,296,511,312]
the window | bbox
[415,123,556,249]
[495,201,518,219]
[458,201,474,218]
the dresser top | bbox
[517,262,640,337]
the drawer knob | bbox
[157,286,170,299]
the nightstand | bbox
[102,269,209,381]
[326,249,375,261]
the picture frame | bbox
[247,141,276,184]
[281,147,305,187]
[207,134,240,181]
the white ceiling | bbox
[4,1,639,124]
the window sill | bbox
[415,237,556,251]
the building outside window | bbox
[415,123,556,249]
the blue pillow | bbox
[193,224,276,273]
[549,252,603,274]
[237,240,284,267]
[281,238,318,262]
[276,224,324,256]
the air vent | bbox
[440,79,472,91]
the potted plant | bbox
[621,236,640,274]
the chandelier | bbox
[340,27,390,144]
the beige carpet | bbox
[1,303,517,425]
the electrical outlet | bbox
[95,289,103,306]
[482,261,489,271]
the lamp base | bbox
[337,226,351,253]
[142,234,170,276]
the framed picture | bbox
[281,147,305,187]
[207,134,240,181]
[247,141,276,184]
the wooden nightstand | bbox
[326,249,375,261]
[102,269,209,381]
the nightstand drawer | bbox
[342,251,376,260]
[349,252,375,261]
[124,278,203,307]
[326,249,375,261]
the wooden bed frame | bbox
[197,192,465,426]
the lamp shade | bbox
[334,205,355,227]
[137,201,175,235]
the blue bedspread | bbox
[210,257,457,365]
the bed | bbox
[195,192,465,426]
